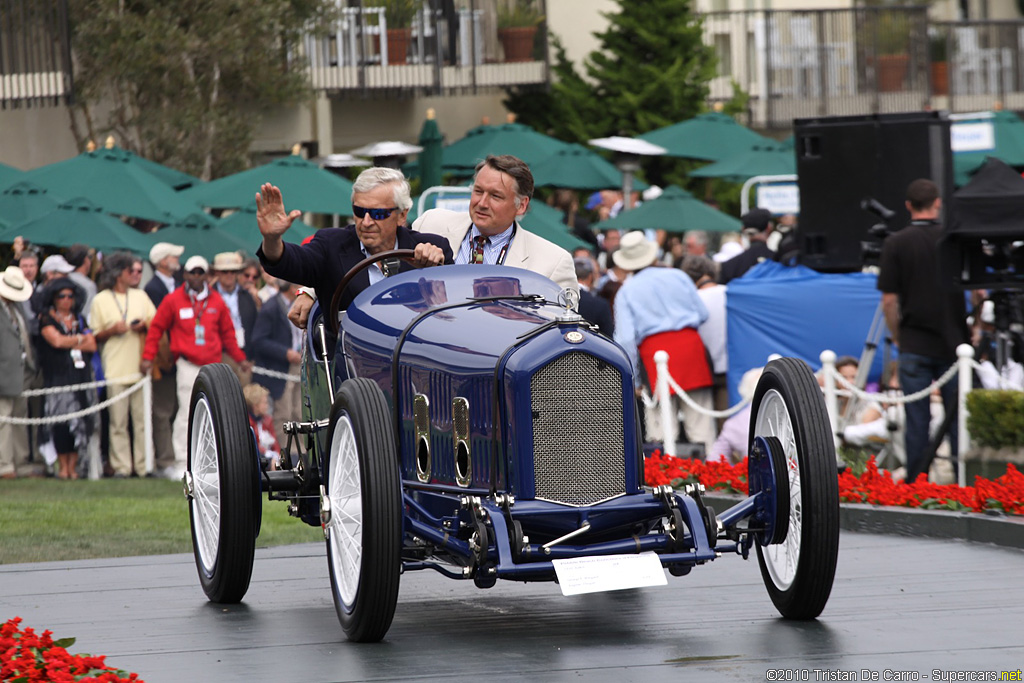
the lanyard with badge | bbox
[472,224,516,265]
[191,293,209,346]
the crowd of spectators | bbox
[2,238,302,480]
[0,178,995,484]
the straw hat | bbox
[0,266,32,302]
[612,231,659,272]
[212,251,244,272]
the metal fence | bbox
[304,0,549,98]
[703,7,933,129]
[0,0,73,108]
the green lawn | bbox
[0,478,323,565]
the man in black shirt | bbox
[877,179,968,481]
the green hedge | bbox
[966,390,1024,448]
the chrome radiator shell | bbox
[530,351,626,506]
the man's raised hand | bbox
[256,183,302,239]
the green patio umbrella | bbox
[132,154,203,191]
[181,153,354,215]
[0,197,156,254]
[441,122,574,173]
[519,200,592,252]
[23,146,203,223]
[952,110,1024,186]
[531,143,650,191]
[0,162,24,191]
[638,112,771,162]
[216,208,318,247]
[689,143,797,183]
[417,109,444,190]
[152,212,252,260]
[0,181,64,228]
[592,185,742,234]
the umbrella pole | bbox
[622,170,634,212]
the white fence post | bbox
[956,343,974,488]
[143,374,154,475]
[820,349,839,449]
[654,350,677,456]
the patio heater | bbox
[350,141,424,170]
[588,136,666,212]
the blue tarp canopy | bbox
[725,261,884,405]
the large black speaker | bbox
[794,112,953,272]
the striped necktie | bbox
[472,235,489,264]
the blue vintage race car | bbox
[184,250,840,643]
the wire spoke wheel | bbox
[324,378,401,642]
[750,358,840,619]
[187,364,260,604]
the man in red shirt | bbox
[141,255,252,477]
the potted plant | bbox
[367,0,422,65]
[497,0,543,63]
[874,10,912,92]
[929,31,949,96]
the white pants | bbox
[171,358,202,469]
[644,387,716,458]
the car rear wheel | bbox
[750,357,839,619]
[187,363,260,604]
[323,378,402,642]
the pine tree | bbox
[505,0,718,143]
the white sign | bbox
[951,121,996,152]
[552,552,668,596]
[755,183,800,215]
[435,197,471,213]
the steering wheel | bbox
[328,248,419,336]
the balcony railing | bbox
[0,0,73,108]
[702,7,1024,129]
[305,0,549,98]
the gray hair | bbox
[351,167,413,211]
[573,257,595,280]
[685,230,708,247]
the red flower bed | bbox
[645,451,1024,516]
[1,618,143,683]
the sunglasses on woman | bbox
[352,205,398,220]
[56,293,75,300]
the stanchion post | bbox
[820,350,839,449]
[653,350,676,456]
[143,374,154,475]
[956,343,974,488]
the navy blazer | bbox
[258,225,454,313]
[249,292,293,399]
[144,272,182,308]
[578,287,614,337]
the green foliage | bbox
[504,0,717,186]
[67,0,337,180]
[366,0,423,28]
[966,390,1024,449]
[497,0,543,29]
[0,479,322,564]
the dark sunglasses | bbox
[129,267,143,274]
[352,205,398,220]
[188,268,207,276]
[56,292,75,300]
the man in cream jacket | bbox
[413,154,578,295]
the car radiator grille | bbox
[531,352,625,506]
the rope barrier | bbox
[251,365,301,383]
[1,364,298,427]
[0,376,150,425]
[825,361,960,405]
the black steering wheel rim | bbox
[328,248,418,336]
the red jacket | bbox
[143,284,246,367]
